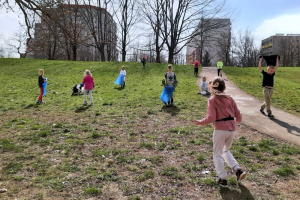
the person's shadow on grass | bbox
[114,87,124,90]
[271,118,300,136]
[161,104,180,116]
[75,104,92,113]
[220,183,255,200]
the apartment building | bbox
[261,34,300,66]
[186,18,231,66]
[27,4,117,61]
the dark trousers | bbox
[218,69,222,77]
[194,67,198,75]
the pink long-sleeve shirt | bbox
[82,75,94,90]
[196,94,242,131]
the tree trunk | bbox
[168,49,174,64]
[72,45,77,61]
[122,49,126,62]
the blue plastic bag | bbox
[43,78,47,96]
[160,86,175,104]
[114,74,124,85]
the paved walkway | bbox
[198,67,300,146]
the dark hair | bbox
[211,77,225,92]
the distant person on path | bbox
[82,69,94,106]
[195,77,246,188]
[258,55,279,119]
[37,69,45,104]
[120,66,126,88]
[197,76,210,95]
[141,54,147,68]
[193,59,200,76]
[217,59,223,77]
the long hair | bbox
[210,77,226,95]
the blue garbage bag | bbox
[43,78,48,96]
[114,74,124,85]
[160,86,175,104]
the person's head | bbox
[202,76,207,82]
[39,69,44,75]
[167,64,173,72]
[267,66,275,74]
[85,69,92,76]
[218,58,222,62]
[209,76,226,95]
[121,66,125,70]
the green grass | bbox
[0,59,299,199]
[224,66,300,117]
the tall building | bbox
[186,18,231,66]
[27,4,117,61]
[261,34,300,66]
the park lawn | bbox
[224,66,300,117]
[0,58,299,200]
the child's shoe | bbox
[236,169,246,182]
[268,113,275,119]
[217,178,228,187]
[260,109,265,115]
[83,101,87,105]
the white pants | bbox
[84,89,93,103]
[213,130,240,179]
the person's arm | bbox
[232,99,242,123]
[195,99,216,125]
[274,56,279,72]
[258,56,263,72]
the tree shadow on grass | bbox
[270,118,300,136]
[220,183,255,200]
[75,105,92,113]
[161,105,181,116]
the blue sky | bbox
[228,0,300,45]
[1,0,300,55]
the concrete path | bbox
[198,67,300,146]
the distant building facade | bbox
[186,18,231,66]
[261,34,300,66]
[27,4,117,61]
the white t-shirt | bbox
[200,81,209,91]
[120,70,126,76]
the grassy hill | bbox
[0,59,299,200]
[224,66,300,117]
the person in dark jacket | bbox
[37,69,45,103]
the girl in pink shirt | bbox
[82,70,94,105]
[195,77,246,187]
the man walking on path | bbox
[198,67,300,147]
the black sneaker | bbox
[236,169,246,182]
[260,109,265,115]
[268,113,275,119]
[218,178,228,187]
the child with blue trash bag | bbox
[161,64,177,105]
[37,69,45,104]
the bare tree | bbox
[2,0,117,61]
[216,32,231,65]
[140,0,165,63]
[232,29,260,67]
[160,0,230,64]
[5,27,29,58]
[113,0,139,62]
